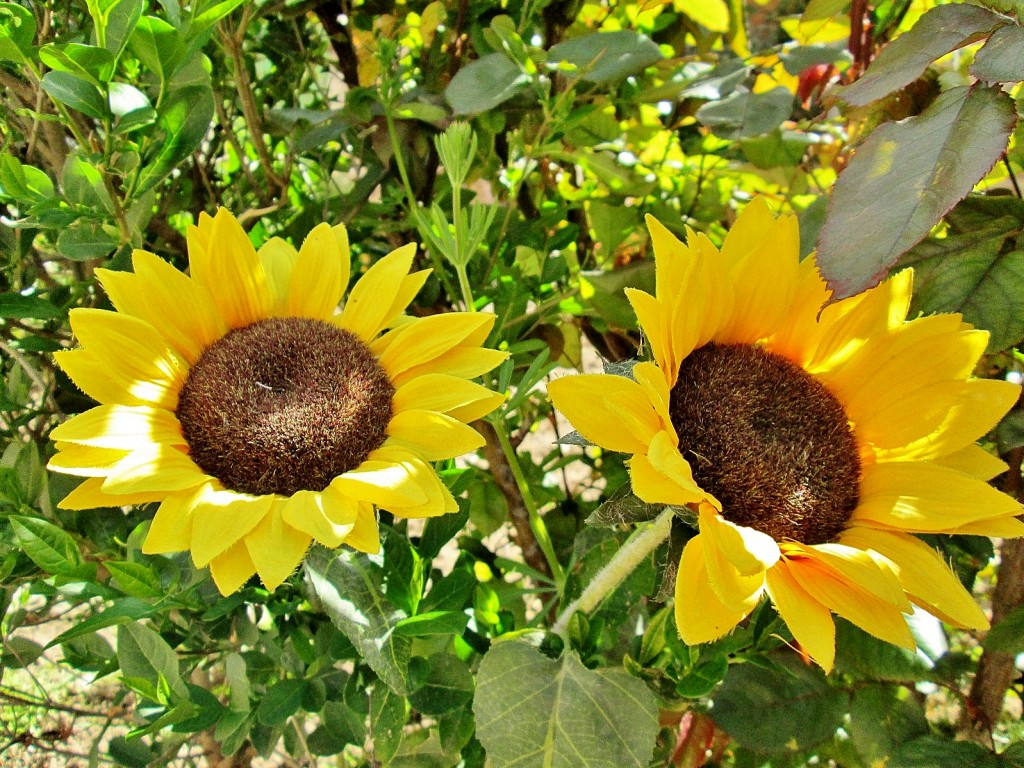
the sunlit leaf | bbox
[547,30,663,83]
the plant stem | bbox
[491,416,564,583]
[551,508,674,638]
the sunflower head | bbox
[549,198,1023,671]
[49,209,506,595]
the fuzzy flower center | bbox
[668,343,860,545]
[176,317,394,497]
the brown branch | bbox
[475,420,552,580]
[964,444,1024,744]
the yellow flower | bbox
[49,209,506,595]
[548,198,1023,672]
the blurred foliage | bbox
[0,0,1022,766]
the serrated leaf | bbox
[473,640,659,768]
[971,24,1024,83]
[304,546,412,695]
[712,656,848,752]
[901,216,1024,351]
[818,84,1015,301]
[9,515,84,575]
[834,620,933,682]
[370,683,406,764]
[116,621,188,701]
[840,4,1006,106]
[446,52,531,115]
[547,30,663,83]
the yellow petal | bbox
[949,516,1024,537]
[346,502,381,553]
[932,444,1008,481]
[49,443,129,477]
[287,223,346,319]
[257,237,298,313]
[839,527,988,630]
[189,489,275,567]
[674,536,752,645]
[699,507,780,576]
[330,453,430,509]
[646,214,690,302]
[58,477,165,509]
[282,488,358,548]
[377,312,495,378]
[605,389,662,448]
[853,461,1023,533]
[391,347,508,387]
[387,409,486,460]
[765,558,836,672]
[102,445,207,494]
[625,288,670,378]
[718,196,778,269]
[629,431,712,507]
[547,374,652,454]
[378,269,432,332]
[632,361,674,438]
[687,232,734,349]
[50,405,184,449]
[699,527,767,611]
[338,243,417,341]
[187,208,271,328]
[143,485,207,554]
[209,539,257,595]
[393,373,503,422]
[796,541,911,612]
[765,256,831,367]
[785,550,915,650]
[244,504,313,590]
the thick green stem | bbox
[552,508,674,637]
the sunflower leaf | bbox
[304,545,413,696]
[586,483,662,527]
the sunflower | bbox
[548,198,1023,671]
[49,209,506,595]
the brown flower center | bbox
[668,343,860,545]
[176,317,394,496]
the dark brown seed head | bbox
[669,343,860,544]
[176,317,394,496]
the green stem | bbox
[491,416,564,583]
[455,264,475,311]
[551,508,674,638]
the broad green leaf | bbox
[696,88,794,138]
[9,515,84,575]
[890,736,1003,768]
[408,653,474,715]
[817,84,1015,301]
[47,596,155,648]
[41,71,107,119]
[393,611,469,637]
[101,0,144,59]
[57,222,120,261]
[108,81,150,116]
[580,261,654,329]
[840,4,1006,106]
[105,560,163,598]
[902,216,1024,351]
[586,483,663,527]
[446,52,531,115]
[307,700,367,756]
[62,154,114,212]
[0,293,61,320]
[215,710,253,757]
[547,30,663,83]
[712,656,848,752]
[370,683,406,764]
[134,84,214,193]
[0,156,54,204]
[107,735,155,767]
[418,504,469,560]
[1,636,44,669]
[304,545,413,695]
[189,0,247,40]
[473,640,659,768]
[116,621,188,701]
[0,3,35,64]
[848,685,928,765]
[675,651,729,698]
[39,43,116,86]
[834,620,933,682]
[128,15,185,81]
[256,679,306,726]
[971,24,1024,83]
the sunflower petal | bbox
[143,485,207,554]
[245,503,313,590]
[394,373,503,421]
[339,243,417,341]
[625,288,670,377]
[629,432,711,507]
[258,237,298,313]
[189,489,275,567]
[282,489,358,548]
[330,453,430,509]
[699,507,780,576]
[50,405,184,449]
[346,502,381,553]
[102,445,207,494]
[209,539,257,595]
[287,223,346,319]
[392,347,508,386]
[765,558,836,672]
[674,536,752,644]
[58,477,165,509]
[387,409,485,460]
[377,313,495,378]
[548,374,651,454]
[49,443,129,477]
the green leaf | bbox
[116,621,188,701]
[849,685,928,765]
[41,71,107,119]
[580,261,654,329]
[128,15,185,81]
[890,736,1003,768]
[394,611,469,637]
[408,653,474,715]
[675,651,729,698]
[256,679,306,726]
[57,222,120,261]
[62,153,114,211]
[105,560,163,598]
[108,81,150,116]
[901,216,1024,351]
[0,3,35,64]
[370,683,406,764]
[102,0,144,60]
[0,156,54,204]
[971,24,1024,83]
[712,656,848,752]
[188,0,247,40]
[39,43,116,86]
[134,85,214,193]
[840,4,1006,106]
[983,604,1024,653]
[446,52,531,115]
[307,700,367,756]
[0,293,61,320]
[818,84,1016,301]
[1,636,44,669]
[696,88,794,138]
[48,597,155,648]
[9,515,84,575]
[547,30,663,83]
[834,619,933,682]
[473,640,659,768]
[107,735,155,767]
[304,545,413,695]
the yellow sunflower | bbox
[548,198,1023,672]
[49,209,506,595]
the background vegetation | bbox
[1,0,1024,765]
